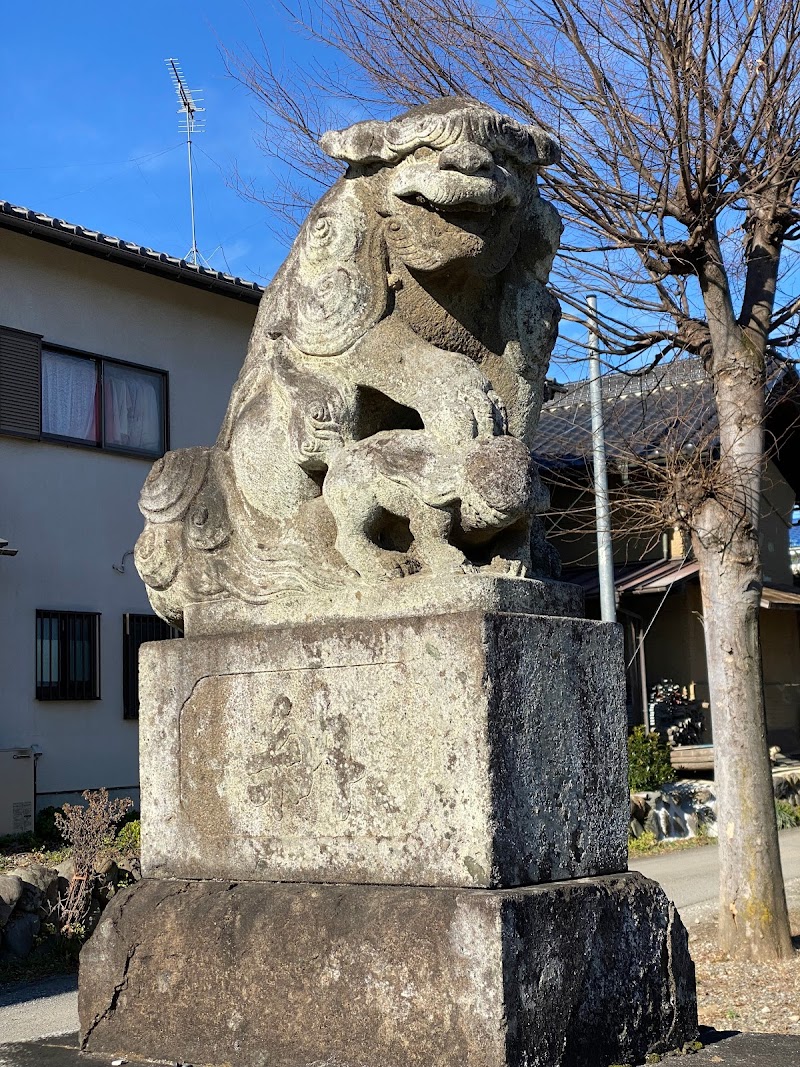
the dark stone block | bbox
[80,872,696,1067]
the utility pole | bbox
[587,294,616,623]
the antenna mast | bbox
[166,58,205,266]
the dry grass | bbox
[691,906,800,1035]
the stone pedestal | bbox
[80,580,697,1065]
[80,874,695,1067]
[138,604,628,887]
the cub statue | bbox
[135,97,563,627]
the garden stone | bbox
[1,911,40,958]
[630,793,647,824]
[0,874,24,910]
[0,899,14,931]
[644,808,666,840]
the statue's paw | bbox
[355,552,420,582]
[490,558,529,578]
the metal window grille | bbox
[35,610,101,700]
[123,613,181,720]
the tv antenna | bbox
[166,58,206,266]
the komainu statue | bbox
[135,97,563,627]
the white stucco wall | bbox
[0,228,259,808]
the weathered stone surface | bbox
[183,571,583,634]
[80,872,697,1067]
[133,98,565,629]
[0,875,23,910]
[139,608,627,888]
[6,865,57,913]
[1,912,40,958]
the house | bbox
[533,355,800,757]
[0,201,261,817]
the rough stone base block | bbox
[80,872,697,1067]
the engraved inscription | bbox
[247,696,318,815]
[245,685,366,819]
[179,670,378,838]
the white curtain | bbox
[41,350,98,441]
[104,364,162,453]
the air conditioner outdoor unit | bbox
[0,748,35,836]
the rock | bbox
[630,817,645,838]
[644,808,666,840]
[1,911,40,958]
[630,793,648,823]
[56,856,75,881]
[8,863,59,913]
[0,873,24,909]
[115,856,141,883]
[80,873,697,1067]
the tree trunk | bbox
[688,229,793,959]
[692,514,792,959]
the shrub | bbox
[628,726,673,792]
[115,819,140,854]
[54,789,133,936]
[628,829,658,855]
[775,799,800,830]
[34,806,66,844]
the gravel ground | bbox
[689,880,800,1036]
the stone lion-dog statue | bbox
[134,97,563,627]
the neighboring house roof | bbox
[563,559,800,609]
[0,201,265,304]
[533,354,800,484]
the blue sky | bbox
[0,2,322,284]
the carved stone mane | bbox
[135,97,563,628]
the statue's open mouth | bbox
[397,192,497,217]
[390,168,520,220]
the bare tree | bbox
[231,0,800,959]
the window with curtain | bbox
[36,344,167,458]
[41,350,99,442]
[103,363,165,455]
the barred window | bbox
[36,610,101,701]
[123,614,181,720]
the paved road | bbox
[629,825,800,911]
[0,976,77,1045]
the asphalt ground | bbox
[1,1028,799,1066]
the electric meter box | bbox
[0,748,35,835]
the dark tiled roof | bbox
[533,355,799,468]
[0,201,264,304]
[563,560,800,608]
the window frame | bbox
[39,342,170,460]
[122,613,182,720]
[35,610,102,702]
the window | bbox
[122,614,181,720]
[42,348,167,457]
[0,325,167,458]
[36,610,101,701]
